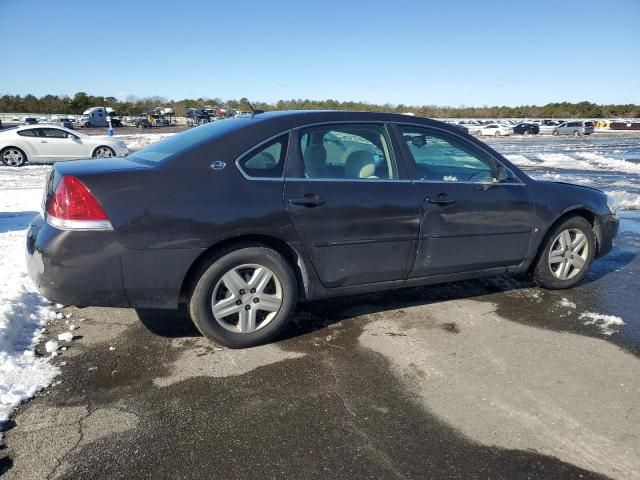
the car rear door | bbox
[283,122,420,288]
[394,124,534,277]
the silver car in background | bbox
[553,121,595,136]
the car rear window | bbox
[129,117,252,164]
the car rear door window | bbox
[17,129,37,137]
[399,125,494,183]
[237,134,288,178]
[298,124,398,180]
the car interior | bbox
[300,126,396,180]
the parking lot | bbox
[2,230,639,479]
[0,130,639,479]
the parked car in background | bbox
[539,121,562,135]
[25,111,618,348]
[553,121,595,136]
[453,123,469,134]
[23,117,38,125]
[135,117,152,128]
[0,125,128,166]
[479,124,513,136]
[57,118,75,129]
[513,123,540,135]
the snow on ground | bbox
[579,312,626,336]
[94,133,174,152]
[0,183,58,432]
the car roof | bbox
[229,110,467,134]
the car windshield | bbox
[128,117,252,164]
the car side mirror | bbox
[496,165,515,183]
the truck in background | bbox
[78,107,122,128]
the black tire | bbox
[85,122,92,128]
[1,147,27,167]
[533,216,596,289]
[553,130,559,136]
[494,131,500,137]
[188,245,298,348]
[92,146,115,158]
[573,130,581,137]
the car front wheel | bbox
[188,245,298,348]
[533,216,595,289]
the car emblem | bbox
[210,161,226,170]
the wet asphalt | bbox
[1,213,638,479]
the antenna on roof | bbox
[246,101,264,118]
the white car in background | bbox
[0,125,128,167]
[478,124,513,136]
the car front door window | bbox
[400,127,494,183]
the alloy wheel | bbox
[1,148,25,166]
[548,228,589,280]
[94,147,114,158]
[211,264,283,334]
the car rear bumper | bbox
[26,215,130,307]
[595,214,619,258]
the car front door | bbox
[284,123,420,288]
[36,128,88,160]
[395,124,534,278]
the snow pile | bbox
[579,312,625,336]
[503,154,538,167]
[574,152,640,173]
[0,184,58,428]
[607,191,640,211]
[559,298,576,309]
[504,151,640,175]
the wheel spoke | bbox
[212,295,241,318]
[258,294,281,313]
[221,270,247,296]
[571,255,585,270]
[238,308,256,333]
[249,267,272,293]
[571,233,587,253]
[560,230,572,250]
[549,249,564,263]
[558,259,570,280]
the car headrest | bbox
[345,150,376,179]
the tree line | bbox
[1,92,638,118]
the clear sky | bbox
[1,0,638,106]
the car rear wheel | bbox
[93,146,115,158]
[188,245,298,348]
[533,216,595,289]
[1,147,27,167]
[523,129,529,135]
[494,131,500,137]
[573,130,581,136]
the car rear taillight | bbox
[45,175,113,231]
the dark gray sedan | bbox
[26,111,619,348]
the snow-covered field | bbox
[488,135,640,211]
[0,131,638,437]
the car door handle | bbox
[39,140,48,143]
[289,194,326,207]
[426,194,455,205]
